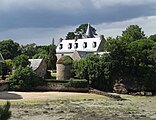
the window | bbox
[74,43,78,49]
[68,43,72,49]
[83,42,87,48]
[93,42,97,48]
[59,44,63,49]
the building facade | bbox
[56,24,106,60]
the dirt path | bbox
[0,91,96,101]
[0,91,156,120]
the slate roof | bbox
[29,59,43,70]
[56,37,102,53]
[86,23,94,38]
[0,53,4,62]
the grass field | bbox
[0,92,156,120]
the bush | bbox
[57,56,73,65]
[65,79,88,88]
[9,67,44,91]
[0,101,11,120]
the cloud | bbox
[0,0,86,12]
[0,15,156,45]
[91,0,156,8]
[95,15,156,38]
[0,25,76,45]
[0,0,156,30]
[0,0,156,45]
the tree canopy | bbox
[73,25,156,91]
[66,24,97,39]
[0,39,21,59]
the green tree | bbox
[73,54,112,91]
[9,66,44,91]
[0,40,21,59]
[75,24,97,38]
[21,43,37,58]
[65,32,76,40]
[48,44,57,70]
[0,101,11,120]
[104,25,156,91]
[122,25,145,41]
[13,55,30,69]
[66,24,97,39]
[149,34,156,42]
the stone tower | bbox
[56,56,73,80]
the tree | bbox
[122,25,145,41]
[9,66,44,91]
[0,101,11,120]
[13,55,30,69]
[48,44,57,70]
[149,34,156,42]
[65,32,76,40]
[21,43,37,58]
[73,54,112,91]
[0,40,21,59]
[66,24,97,39]
[104,25,156,91]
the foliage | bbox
[65,32,76,40]
[104,25,156,91]
[13,55,30,69]
[48,44,57,70]
[73,54,112,91]
[65,79,88,88]
[57,56,73,65]
[0,101,11,120]
[9,67,44,91]
[0,63,2,75]
[1,60,13,79]
[122,25,145,41]
[21,43,37,58]
[0,39,21,59]
[66,23,97,39]
[149,34,156,42]
[73,25,156,91]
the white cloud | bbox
[0,15,156,45]
[95,15,156,38]
[91,0,156,9]
[0,26,76,45]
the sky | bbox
[0,0,156,45]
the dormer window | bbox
[83,42,87,48]
[74,43,78,49]
[59,44,63,49]
[68,43,72,49]
[93,42,97,48]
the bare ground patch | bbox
[0,92,156,120]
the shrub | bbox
[0,101,11,120]
[57,56,73,65]
[65,79,88,88]
[9,67,44,91]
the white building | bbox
[56,24,106,60]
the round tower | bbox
[56,56,73,80]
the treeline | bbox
[0,40,57,70]
[73,25,156,92]
[0,40,57,91]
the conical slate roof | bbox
[86,23,94,38]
